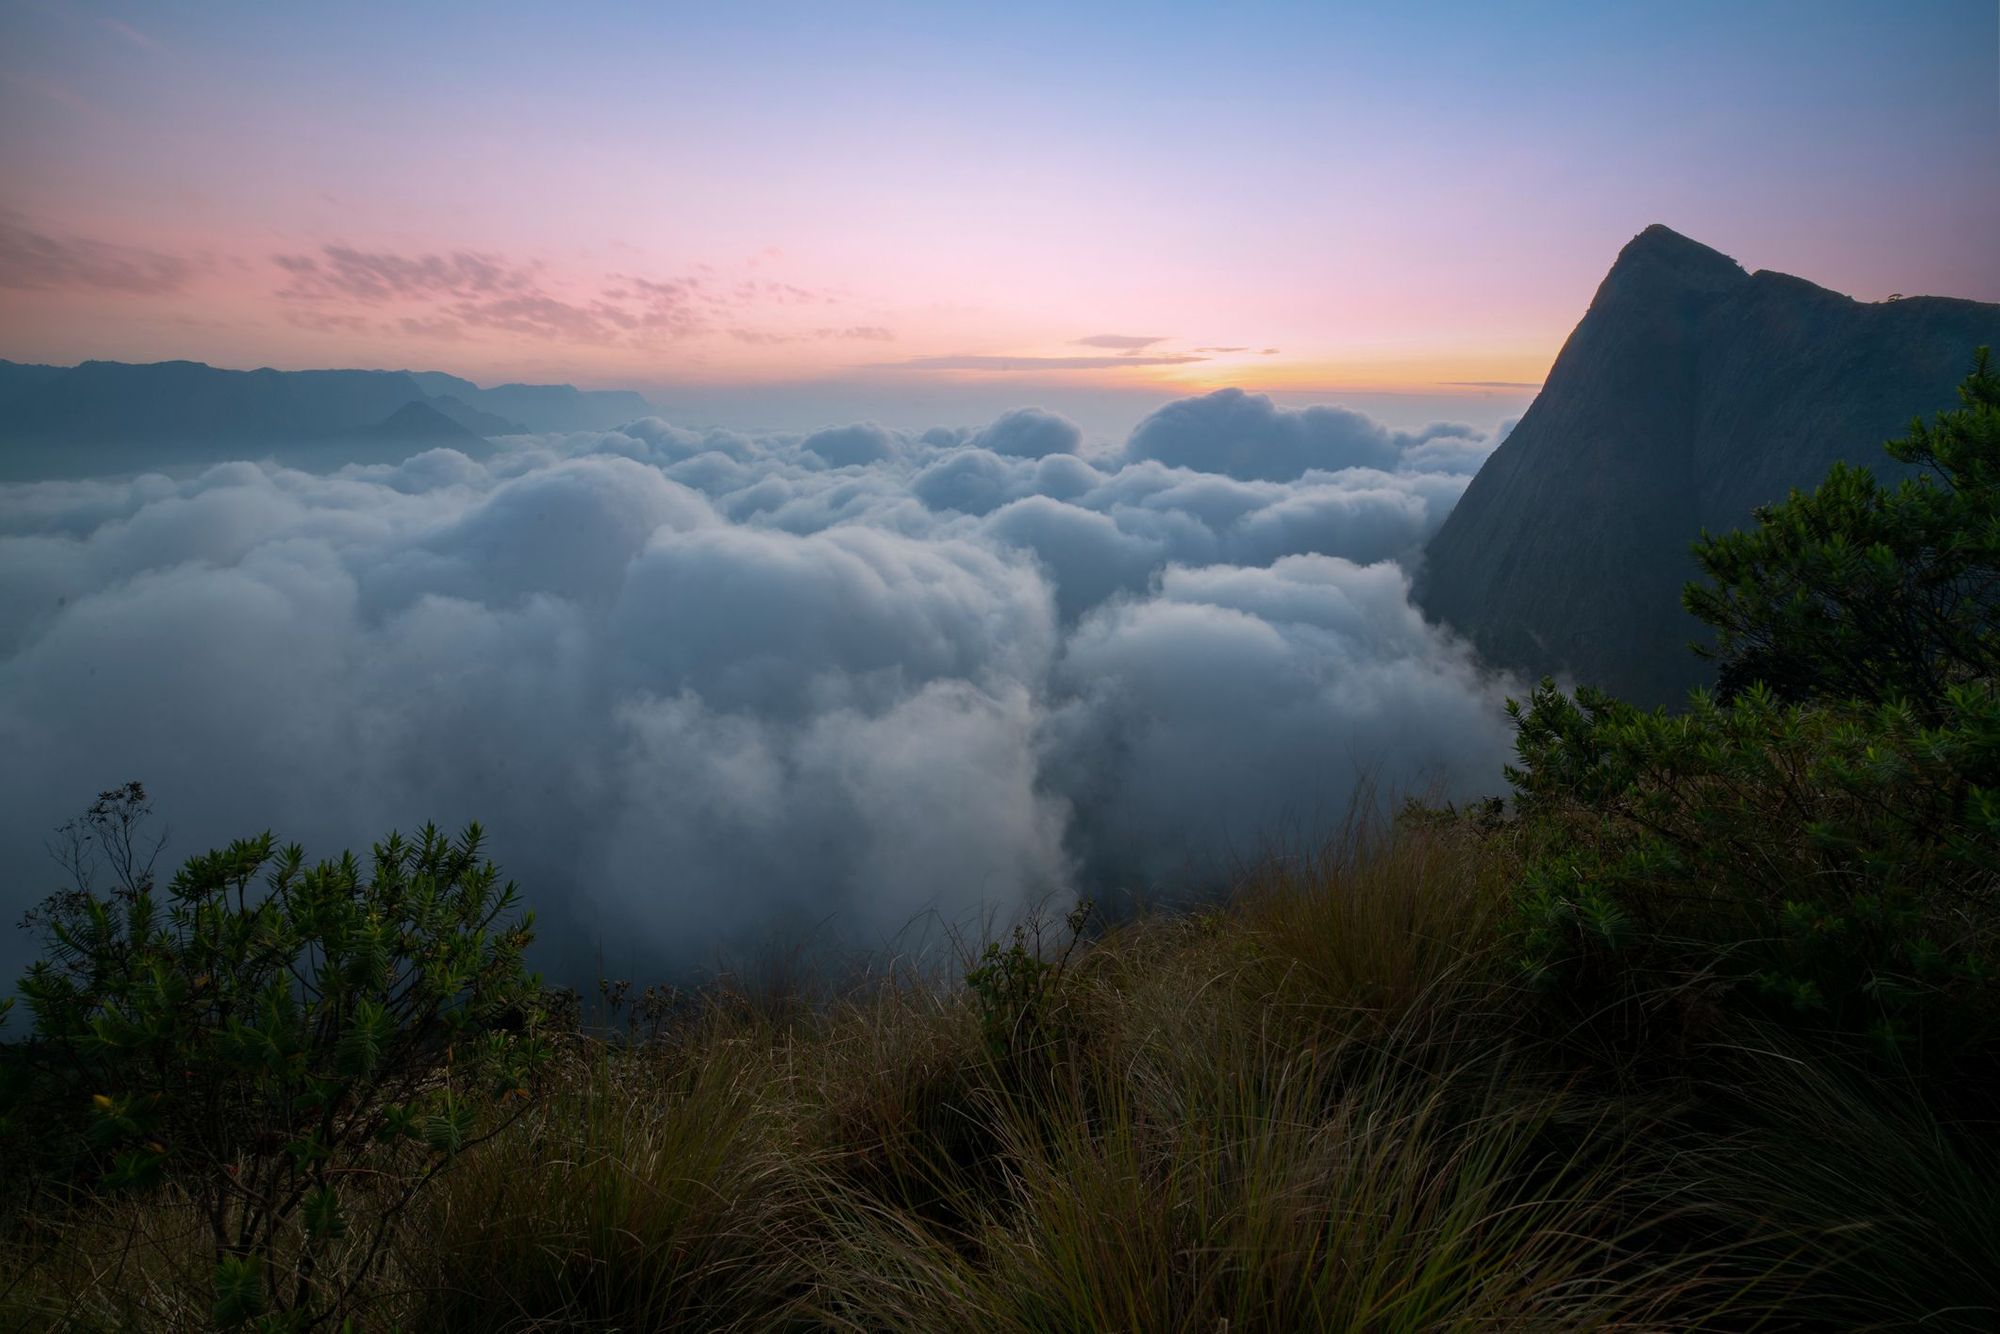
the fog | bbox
[0,389,1522,985]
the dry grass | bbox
[408,1021,819,1331]
[5,815,1992,1330]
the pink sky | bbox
[2,2,1994,411]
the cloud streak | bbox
[870,353,1209,372]
[728,325,895,345]
[1073,334,1168,352]
[0,214,195,295]
[266,243,866,349]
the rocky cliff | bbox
[1419,224,2000,705]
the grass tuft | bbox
[5,815,1993,1330]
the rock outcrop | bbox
[1419,224,2000,705]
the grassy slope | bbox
[4,817,1996,1330]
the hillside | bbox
[1419,224,2000,705]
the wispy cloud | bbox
[729,325,894,345]
[1072,334,1167,352]
[397,315,469,341]
[732,278,833,306]
[274,244,660,344]
[269,243,866,348]
[274,246,538,304]
[97,16,166,54]
[0,213,195,295]
[281,309,371,334]
[871,353,1208,372]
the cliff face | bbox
[1419,225,2000,706]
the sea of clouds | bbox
[0,390,1523,983]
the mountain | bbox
[0,359,68,408]
[424,394,527,437]
[477,383,656,432]
[286,400,494,468]
[1419,224,2000,706]
[0,359,650,479]
[1,361,436,447]
[403,371,651,432]
[354,399,486,445]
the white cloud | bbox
[1125,387,1496,481]
[1046,556,1516,885]
[0,394,1516,985]
[972,407,1084,459]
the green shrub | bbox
[1687,346,2000,714]
[1508,678,2000,1071]
[3,786,550,1328]
[1508,351,2000,1081]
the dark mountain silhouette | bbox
[402,372,651,431]
[0,359,67,407]
[279,400,494,469]
[1419,224,2000,706]
[355,399,485,444]
[2,361,436,446]
[0,359,652,479]
[424,394,526,437]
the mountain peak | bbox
[1604,224,1747,290]
[364,399,482,442]
[1420,227,2000,706]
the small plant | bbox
[964,898,1092,1067]
[6,785,551,1328]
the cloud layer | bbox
[0,391,1518,984]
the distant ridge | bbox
[1419,224,2000,706]
[424,394,525,437]
[0,359,655,479]
[404,371,654,432]
[355,400,487,445]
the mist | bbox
[0,389,1522,985]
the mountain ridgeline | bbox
[1420,224,2000,706]
[0,359,654,479]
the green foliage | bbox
[3,786,551,1326]
[1510,352,2000,1080]
[213,1254,267,1327]
[963,898,1092,1067]
[1507,679,2000,1068]
[1686,347,2000,714]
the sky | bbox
[1,0,1997,435]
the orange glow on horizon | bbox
[1121,351,1553,398]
